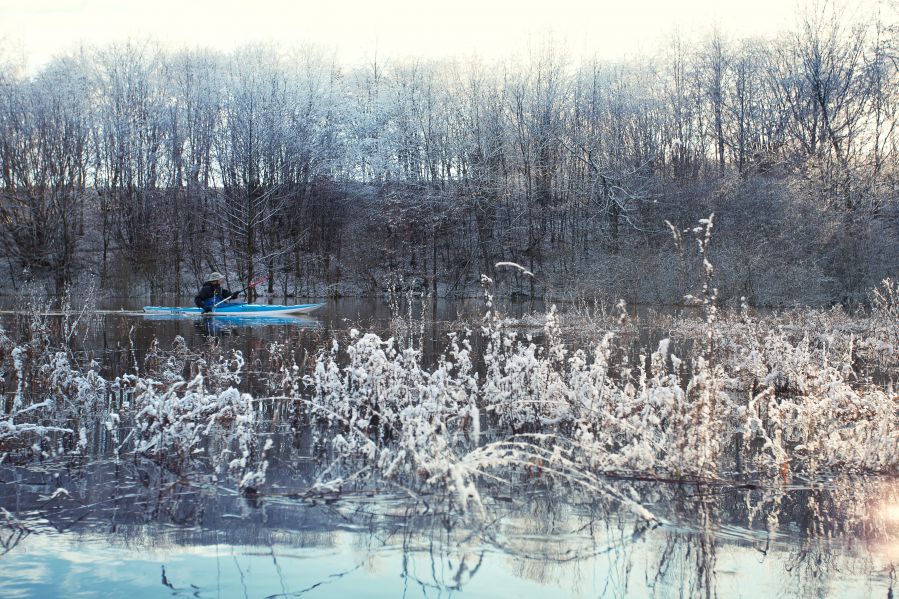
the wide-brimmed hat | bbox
[206,272,224,282]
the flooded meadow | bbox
[0,290,897,598]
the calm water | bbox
[0,297,896,598]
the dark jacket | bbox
[194,282,235,309]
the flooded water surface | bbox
[0,297,896,598]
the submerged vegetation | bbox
[0,264,896,595]
[2,0,898,594]
[309,278,898,511]
[1,276,896,517]
[0,225,895,595]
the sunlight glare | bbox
[0,0,813,73]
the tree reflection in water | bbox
[1,456,895,598]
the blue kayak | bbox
[143,302,325,316]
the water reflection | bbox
[142,313,324,327]
[1,454,896,598]
[0,298,896,598]
[140,312,325,338]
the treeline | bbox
[1,4,898,304]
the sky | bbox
[0,0,873,73]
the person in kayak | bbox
[194,272,239,313]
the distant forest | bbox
[1,4,898,305]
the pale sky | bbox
[0,0,873,72]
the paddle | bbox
[212,275,270,309]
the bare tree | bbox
[0,55,91,292]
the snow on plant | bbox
[307,302,672,517]
[308,292,896,523]
[1,300,269,490]
[654,294,898,476]
[871,278,898,320]
[655,290,896,473]
[0,293,107,459]
[732,332,898,475]
[142,336,191,384]
[308,322,484,512]
[666,301,897,373]
[123,346,268,490]
[306,279,642,514]
[303,217,896,518]
[263,339,305,398]
[309,326,478,442]
[561,335,731,479]
[479,276,576,432]
[476,264,732,479]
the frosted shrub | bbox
[0,309,107,460]
[565,338,730,479]
[123,347,268,490]
[309,327,483,511]
[310,329,478,438]
[309,309,718,515]
[262,340,305,398]
[475,264,732,479]
[308,274,897,510]
[130,375,245,457]
[309,287,729,517]
[661,299,899,476]
[871,278,898,320]
[0,303,270,490]
[482,305,576,432]
[733,332,898,475]
[142,336,191,384]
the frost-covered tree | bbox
[0,55,92,291]
[0,7,896,302]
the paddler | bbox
[194,272,239,313]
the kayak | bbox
[143,302,326,316]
